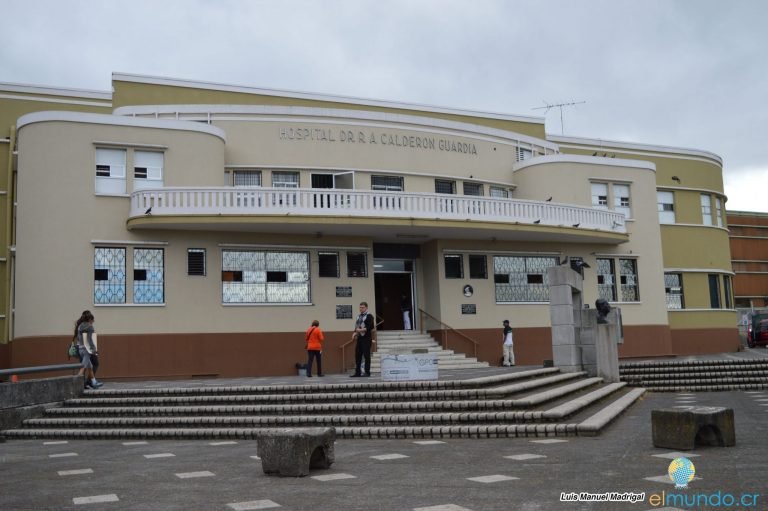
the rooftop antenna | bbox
[532,99,586,135]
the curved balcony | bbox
[127,187,628,244]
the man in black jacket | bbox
[351,302,375,377]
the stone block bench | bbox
[652,406,735,450]
[257,427,336,477]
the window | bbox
[463,182,483,196]
[715,197,723,227]
[233,170,262,187]
[95,148,126,194]
[318,252,339,278]
[187,249,206,276]
[489,186,509,198]
[708,274,721,308]
[493,256,557,302]
[723,275,733,309]
[272,171,300,188]
[134,248,164,303]
[591,183,608,209]
[435,180,456,194]
[619,259,639,301]
[596,258,617,302]
[613,184,631,218]
[469,255,487,279]
[371,175,404,191]
[221,250,309,303]
[94,247,126,304]
[444,254,464,279]
[347,252,368,277]
[133,151,164,190]
[664,273,683,309]
[516,147,532,161]
[657,191,676,224]
[701,194,713,226]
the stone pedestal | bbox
[257,427,336,477]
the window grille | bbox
[371,175,404,191]
[347,252,368,278]
[619,258,639,301]
[597,258,617,302]
[94,247,126,304]
[444,254,464,279]
[664,273,683,309]
[187,249,206,276]
[434,180,456,194]
[221,250,309,303]
[233,170,262,187]
[134,248,164,304]
[493,256,557,302]
[463,182,483,196]
[469,255,487,279]
[489,187,508,198]
[272,171,299,188]
[318,252,339,278]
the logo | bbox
[667,457,696,489]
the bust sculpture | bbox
[595,298,611,324]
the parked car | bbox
[747,312,768,348]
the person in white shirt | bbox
[502,319,515,367]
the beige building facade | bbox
[0,74,739,378]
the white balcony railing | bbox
[129,187,627,233]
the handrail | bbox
[417,308,480,359]
[339,317,384,372]
[0,363,81,379]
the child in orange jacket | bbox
[305,319,325,377]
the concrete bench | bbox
[257,427,336,477]
[652,406,735,450]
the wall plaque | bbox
[336,304,353,320]
[461,304,477,315]
[336,286,352,298]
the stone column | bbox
[547,267,583,373]
[595,309,620,382]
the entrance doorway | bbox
[373,259,414,331]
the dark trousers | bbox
[354,337,372,375]
[306,350,322,376]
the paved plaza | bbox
[1,352,766,510]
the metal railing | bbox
[417,308,480,359]
[0,363,81,381]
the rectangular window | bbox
[371,175,404,191]
[596,258,617,302]
[619,259,639,301]
[489,186,508,198]
[723,275,733,309]
[657,191,676,224]
[318,252,339,278]
[233,170,262,187]
[444,254,463,279]
[272,171,300,188]
[469,254,487,279]
[591,183,608,209]
[493,255,557,302]
[347,252,368,278]
[701,194,713,225]
[664,273,683,309]
[715,197,723,227]
[613,184,631,218]
[221,250,309,303]
[187,249,206,276]
[95,148,126,194]
[463,182,483,196]
[134,248,164,304]
[516,147,533,161]
[133,151,164,190]
[708,274,721,308]
[94,247,126,304]
[434,179,456,194]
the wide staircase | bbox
[372,330,489,371]
[1,368,644,441]
[620,358,768,391]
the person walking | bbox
[75,311,103,388]
[305,319,325,377]
[502,319,515,367]
[350,302,375,377]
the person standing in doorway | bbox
[401,294,412,330]
[502,319,515,367]
[305,319,325,377]
[351,302,375,377]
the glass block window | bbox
[619,258,639,301]
[347,252,368,278]
[94,247,126,304]
[133,151,164,191]
[708,274,721,308]
[95,148,126,194]
[658,191,676,224]
[318,252,339,278]
[134,248,164,304]
[187,249,206,276]
[463,182,483,196]
[371,175,404,191]
[664,273,683,309]
[489,186,509,198]
[613,184,631,218]
[591,183,608,209]
[715,197,723,227]
[233,170,262,187]
[701,194,713,226]
[435,179,456,194]
[596,258,617,302]
[272,171,300,188]
[222,250,309,303]
[493,255,557,302]
[469,255,487,279]
[444,254,464,279]
[723,275,733,309]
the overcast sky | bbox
[1,0,766,212]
